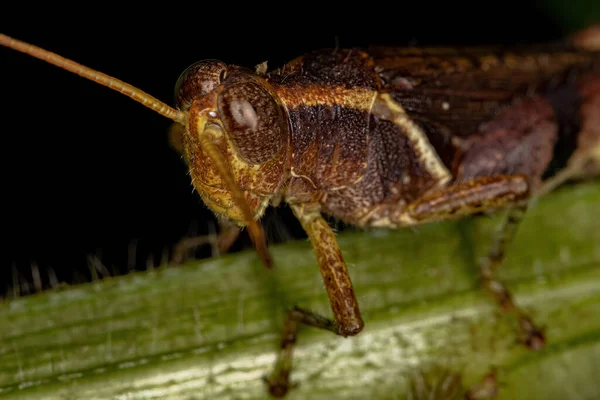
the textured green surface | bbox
[0,180,599,399]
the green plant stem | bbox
[1,181,599,399]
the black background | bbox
[0,2,596,295]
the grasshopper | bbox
[1,26,599,397]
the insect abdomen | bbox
[371,46,600,192]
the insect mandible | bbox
[2,26,599,398]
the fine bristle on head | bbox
[0,33,186,125]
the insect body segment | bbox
[2,28,599,399]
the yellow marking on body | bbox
[280,84,377,191]
[274,83,375,110]
[357,206,418,229]
[290,169,317,189]
[378,93,452,185]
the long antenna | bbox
[0,33,186,125]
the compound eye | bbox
[218,82,287,165]
[174,60,227,110]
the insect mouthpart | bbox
[184,104,273,267]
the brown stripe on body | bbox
[371,46,595,93]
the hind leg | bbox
[479,204,545,349]
[406,175,544,349]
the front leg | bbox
[266,202,363,397]
[171,218,241,265]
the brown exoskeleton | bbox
[2,26,599,397]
